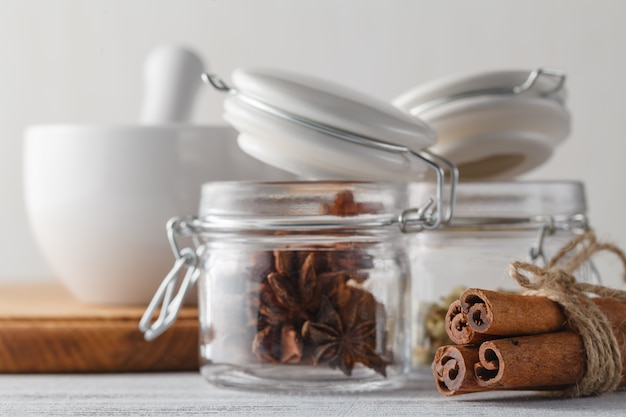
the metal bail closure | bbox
[139,217,202,341]
[406,67,567,115]
[527,213,600,283]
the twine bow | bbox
[508,232,626,397]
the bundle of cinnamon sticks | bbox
[431,287,626,396]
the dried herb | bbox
[415,286,465,366]
[246,190,390,376]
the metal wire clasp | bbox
[399,149,457,232]
[139,217,202,341]
[408,67,567,116]
[528,214,600,283]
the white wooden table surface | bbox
[0,372,624,416]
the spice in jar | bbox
[414,286,465,366]
[246,192,391,376]
[213,190,392,377]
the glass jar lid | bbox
[216,67,438,181]
[202,68,457,230]
[394,68,570,180]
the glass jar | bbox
[143,181,416,392]
[407,180,592,376]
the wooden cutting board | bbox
[0,283,199,373]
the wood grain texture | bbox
[0,283,199,373]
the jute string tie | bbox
[508,231,626,397]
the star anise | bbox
[252,251,320,363]
[252,323,303,364]
[323,190,383,217]
[323,243,373,281]
[302,288,387,377]
[247,189,390,375]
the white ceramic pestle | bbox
[140,44,205,124]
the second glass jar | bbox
[407,180,593,376]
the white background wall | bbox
[2,0,626,286]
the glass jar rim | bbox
[408,180,587,232]
[197,180,411,232]
[411,180,585,217]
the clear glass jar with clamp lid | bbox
[144,181,425,391]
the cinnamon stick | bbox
[459,288,626,337]
[474,332,586,390]
[445,300,491,345]
[431,345,482,396]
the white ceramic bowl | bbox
[23,124,294,305]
